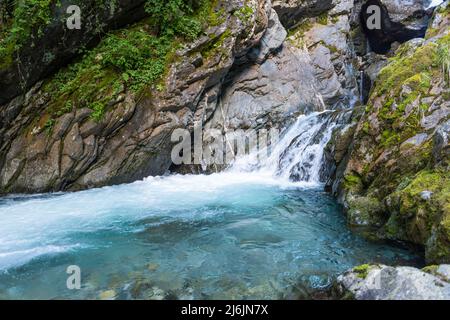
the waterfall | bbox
[427,0,445,9]
[230,111,338,184]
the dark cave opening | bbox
[360,0,431,54]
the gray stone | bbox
[272,0,334,28]
[420,191,433,200]
[401,133,429,148]
[433,119,450,164]
[249,9,287,64]
[337,264,450,300]
[437,265,450,280]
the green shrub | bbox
[144,0,207,39]
[0,0,58,68]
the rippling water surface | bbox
[0,172,421,299]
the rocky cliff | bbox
[0,0,363,192]
[334,1,449,264]
[0,0,274,192]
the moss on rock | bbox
[341,27,449,263]
[353,264,371,279]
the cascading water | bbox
[0,112,421,300]
[231,111,337,185]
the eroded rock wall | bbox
[0,0,273,193]
[0,0,363,191]
[334,2,450,264]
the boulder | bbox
[336,264,450,300]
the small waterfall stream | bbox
[231,111,337,184]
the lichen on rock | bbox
[336,3,450,264]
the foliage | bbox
[0,0,59,68]
[437,41,450,83]
[40,0,218,122]
[89,101,106,122]
[233,4,254,23]
[144,0,210,39]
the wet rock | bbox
[336,264,450,300]
[420,190,433,200]
[249,9,287,63]
[437,265,450,280]
[400,133,429,150]
[147,263,160,272]
[204,44,324,134]
[433,119,450,165]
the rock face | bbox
[192,0,362,173]
[360,0,434,53]
[333,1,450,264]
[272,0,335,28]
[0,0,364,190]
[0,0,149,105]
[0,0,273,193]
[335,264,450,300]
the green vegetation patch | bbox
[0,0,60,69]
[40,0,220,123]
[353,264,371,279]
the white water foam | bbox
[231,111,336,184]
[0,111,338,271]
[427,0,445,9]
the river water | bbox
[0,112,421,299]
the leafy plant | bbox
[437,41,450,83]
[0,0,58,68]
[144,0,207,39]
[90,101,106,122]
[233,4,254,23]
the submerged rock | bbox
[335,264,450,300]
[99,289,117,300]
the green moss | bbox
[233,4,254,24]
[380,129,400,147]
[376,42,437,97]
[366,37,450,157]
[288,19,313,38]
[385,169,449,245]
[437,40,450,84]
[343,174,363,192]
[353,264,371,279]
[316,12,328,25]
[346,24,449,263]
[399,170,449,201]
[200,29,232,59]
[422,265,439,274]
[347,196,384,227]
[362,122,370,134]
